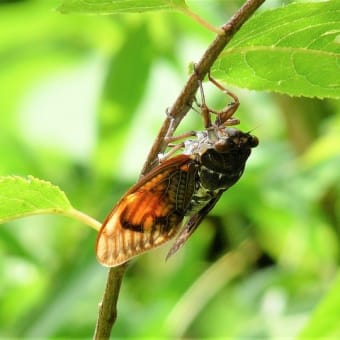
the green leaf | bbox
[0,176,101,230]
[58,0,187,14]
[298,272,340,338]
[212,1,340,98]
[0,176,72,223]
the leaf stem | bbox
[0,208,101,231]
[94,1,266,338]
[180,7,224,35]
[64,208,101,231]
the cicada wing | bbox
[96,155,198,267]
[166,193,222,260]
[96,190,184,267]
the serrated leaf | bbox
[0,176,72,223]
[212,1,340,98]
[298,272,340,338]
[0,176,101,230]
[58,0,187,14]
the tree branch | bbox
[94,1,265,339]
[141,0,266,176]
[94,263,127,338]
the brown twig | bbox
[94,1,265,339]
[94,264,127,338]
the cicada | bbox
[96,75,258,267]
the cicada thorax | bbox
[199,128,258,191]
[184,127,258,216]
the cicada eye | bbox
[250,135,259,147]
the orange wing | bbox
[96,155,198,267]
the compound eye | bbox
[250,136,259,147]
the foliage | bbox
[213,1,340,98]
[0,0,339,338]
[0,176,72,222]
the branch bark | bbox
[94,1,265,339]
[94,264,127,338]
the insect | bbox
[96,74,258,267]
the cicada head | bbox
[214,128,259,152]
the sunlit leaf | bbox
[0,176,72,223]
[58,0,188,14]
[212,1,340,98]
[0,176,101,230]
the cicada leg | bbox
[159,111,197,163]
[207,73,240,127]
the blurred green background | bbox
[1,0,340,338]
